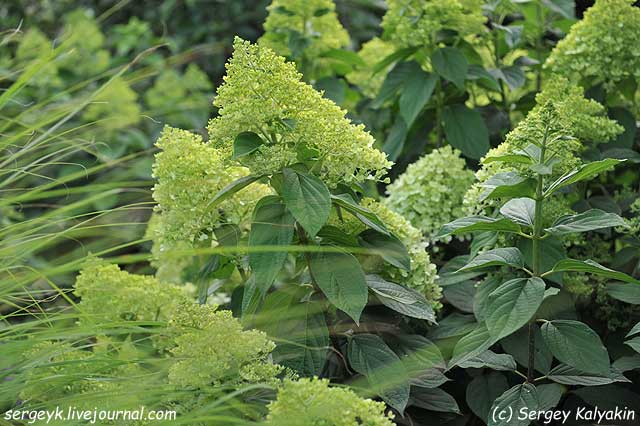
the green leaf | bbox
[488,384,539,426]
[372,61,420,108]
[480,171,536,201]
[518,236,566,285]
[320,49,366,67]
[547,364,629,386]
[348,334,410,412]
[486,277,545,340]
[399,71,437,127]
[608,106,637,148]
[428,313,477,340]
[366,275,435,322]
[573,384,640,412]
[411,388,461,414]
[545,209,628,235]
[612,354,640,372]
[606,283,640,304]
[493,65,525,90]
[627,322,640,338]
[541,0,575,18]
[309,249,368,323]
[541,320,610,375]
[458,350,517,371]
[270,299,329,376]
[449,324,497,368]
[625,336,640,354]
[544,159,624,197]
[442,104,490,160]
[330,194,389,235]
[431,47,468,89]
[359,230,410,271]
[467,64,501,92]
[548,258,640,284]
[435,216,521,239]
[537,383,564,411]
[393,334,446,373]
[382,118,408,161]
[473,276,502,322]
[316,225,359,247]
[502,325,553,374]
[458,247,525,272]
[482,153,533,165]
[281,168,330,237]
[466,372,509,422]
[248,197,295,296]
[209,174,265,207]
[232,131,263,159]
[372,46,418,75]
[500,197,536,227]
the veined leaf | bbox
[209,174,265,207]
[358,230,410,271]
[545,209,628,235]
[458,350,517,371]
[541,320,610,376]
[232,131,263,159]
[467,373,509,422]
[411,388,460,414]
[366,275,435,322]
[449,324,498,368]
[500,197,536,227]
[488,384,539,426]
[442,104,490,160]
[431,46,468,89]
[347,334,410,412]
[548,258,640,284]
[282,168,330,237]
[606,283,640,304]
[309,249,368,323]
[399,70,437,127]
[546,364,629,386]
[458,247,524,272]
[480,171,536,201]
[625,336,640,354]
[435,216,521,239]
[486,277,545,340]
[248,197,295,296]
[330,194,389,235]
[544,159,624,197]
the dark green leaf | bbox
[502,325,553,374]
[500,197,536,227]
[331,194,389,235]
[625,336,640,354]
[492,65,525,90]
[449,324,498,368]
[482,153,533,165]
[627,322,640,338]
[372,61,419,107]
[573,384,640,412]
[372,47,418,75]
[431,47,468,89]
[458,350,517,371]
[366,275,436,322]
[488,384,539,426]
[541,320,610,375]
[443,281,476,313]
[606,283,640,304]
[613,354,640,372]
[486,277,545,340]
[442,104,490,159]
[537,383,564,411]
[548,258,640,284]
[467,373,509,422]
[545,209,628,235]
[480,171,536,201]
[359,230,410,271]
[547,364,629,386]
[209,174,265,207]
[436,216,521,239]
[458,247,525,272]
[282,168,330,237]
[467,64,501,92]
[316,225,359,247]
[399,71,437,127]
[428,313,477,340]
[608,107,637,148]
[473,276,501,322]
[248,197,295,296]
[348,334,410,412]
[541,0,574,18]
[382,118,408,161]
[232,131,263,159]
[544,159,624,197]
[320,49,366,67]
[309,250,368,323]
[393,334,446,372]
[411,388,461,414]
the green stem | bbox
[527,125,549,382]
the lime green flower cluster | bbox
[463,78,622,214]
[82,77,141,131]
[14,29,62,89]
[381,0,486,52]
[74,260,189,323]
[266,378,394,426]
[168,302,283,388]
[545,0,640,86]
[144,64,212,128]
[208,38,391,187]
[260,0,350,60]
[629,199,640,236]
[385,146,475,241]
[331,198,441,306]
[346,38,396,98]
[59,9,111,75]
[150,125,271,282]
